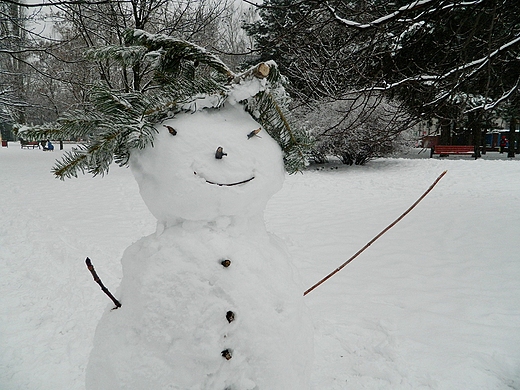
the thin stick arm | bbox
[303,170,448,296]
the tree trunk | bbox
[440,118,451,145]
[471,112,482,159]
[517,120,520,154]
[481,129,487,154]
[6,3,27,124]
[508,116,516,158]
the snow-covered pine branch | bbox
[239,61,311,172]
[125,29,235,80]
[23,29,311,178]
[464,78,520,114]
[326,0,435,30]
[346,29,520,115]
[326,0,485,30]
[430,34,520,83]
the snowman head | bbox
[130,104,285,223]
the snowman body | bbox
[85,104,313,389]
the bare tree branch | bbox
[326,0,486,30]
[2,0,131,8]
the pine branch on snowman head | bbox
[22,29,310,179]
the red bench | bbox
[430,145,476,158]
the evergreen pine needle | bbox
[24,29,311,178]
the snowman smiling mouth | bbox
[192,146,256,186]
[194,172,255,187]
[205,176,255,187]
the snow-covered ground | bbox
[1,144,519,389]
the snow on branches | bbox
[22,29,310,178]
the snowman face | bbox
[130,105,285,222]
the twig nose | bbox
[215,146,227,159]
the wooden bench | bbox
[20,141,40,149]
[430,145,476,158]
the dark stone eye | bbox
[163,125,177,136]
[215,147,227,159]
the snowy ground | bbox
[1,144,519,389]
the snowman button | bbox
[221,349,232,360]
[221,259,231,267]
[215,146,227,159]
[226,311,235,323]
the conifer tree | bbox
[246,0,520,146]
[21,29,311,178]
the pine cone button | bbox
[221,349,232,360]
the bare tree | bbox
[294,93,413,165]
[1,0,256,129]
[0,1,30,123]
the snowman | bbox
[85,64,314,389]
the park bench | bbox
[430,145,476,158]
[20,141,40,149]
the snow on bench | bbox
[20,141,40,149]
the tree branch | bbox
[326,0,485,30]
[304,170,448,296]
[85,257,121,309]
[2,0,131,8]
[326,0,438,30]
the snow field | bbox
[266,158,520,389]
[1,146,519,389]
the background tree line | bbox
[244,0,520,160]
[1,0,254,136]
[2,0,520,161]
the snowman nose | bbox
[215,146,227,159]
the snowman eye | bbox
[163,125,177,136]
